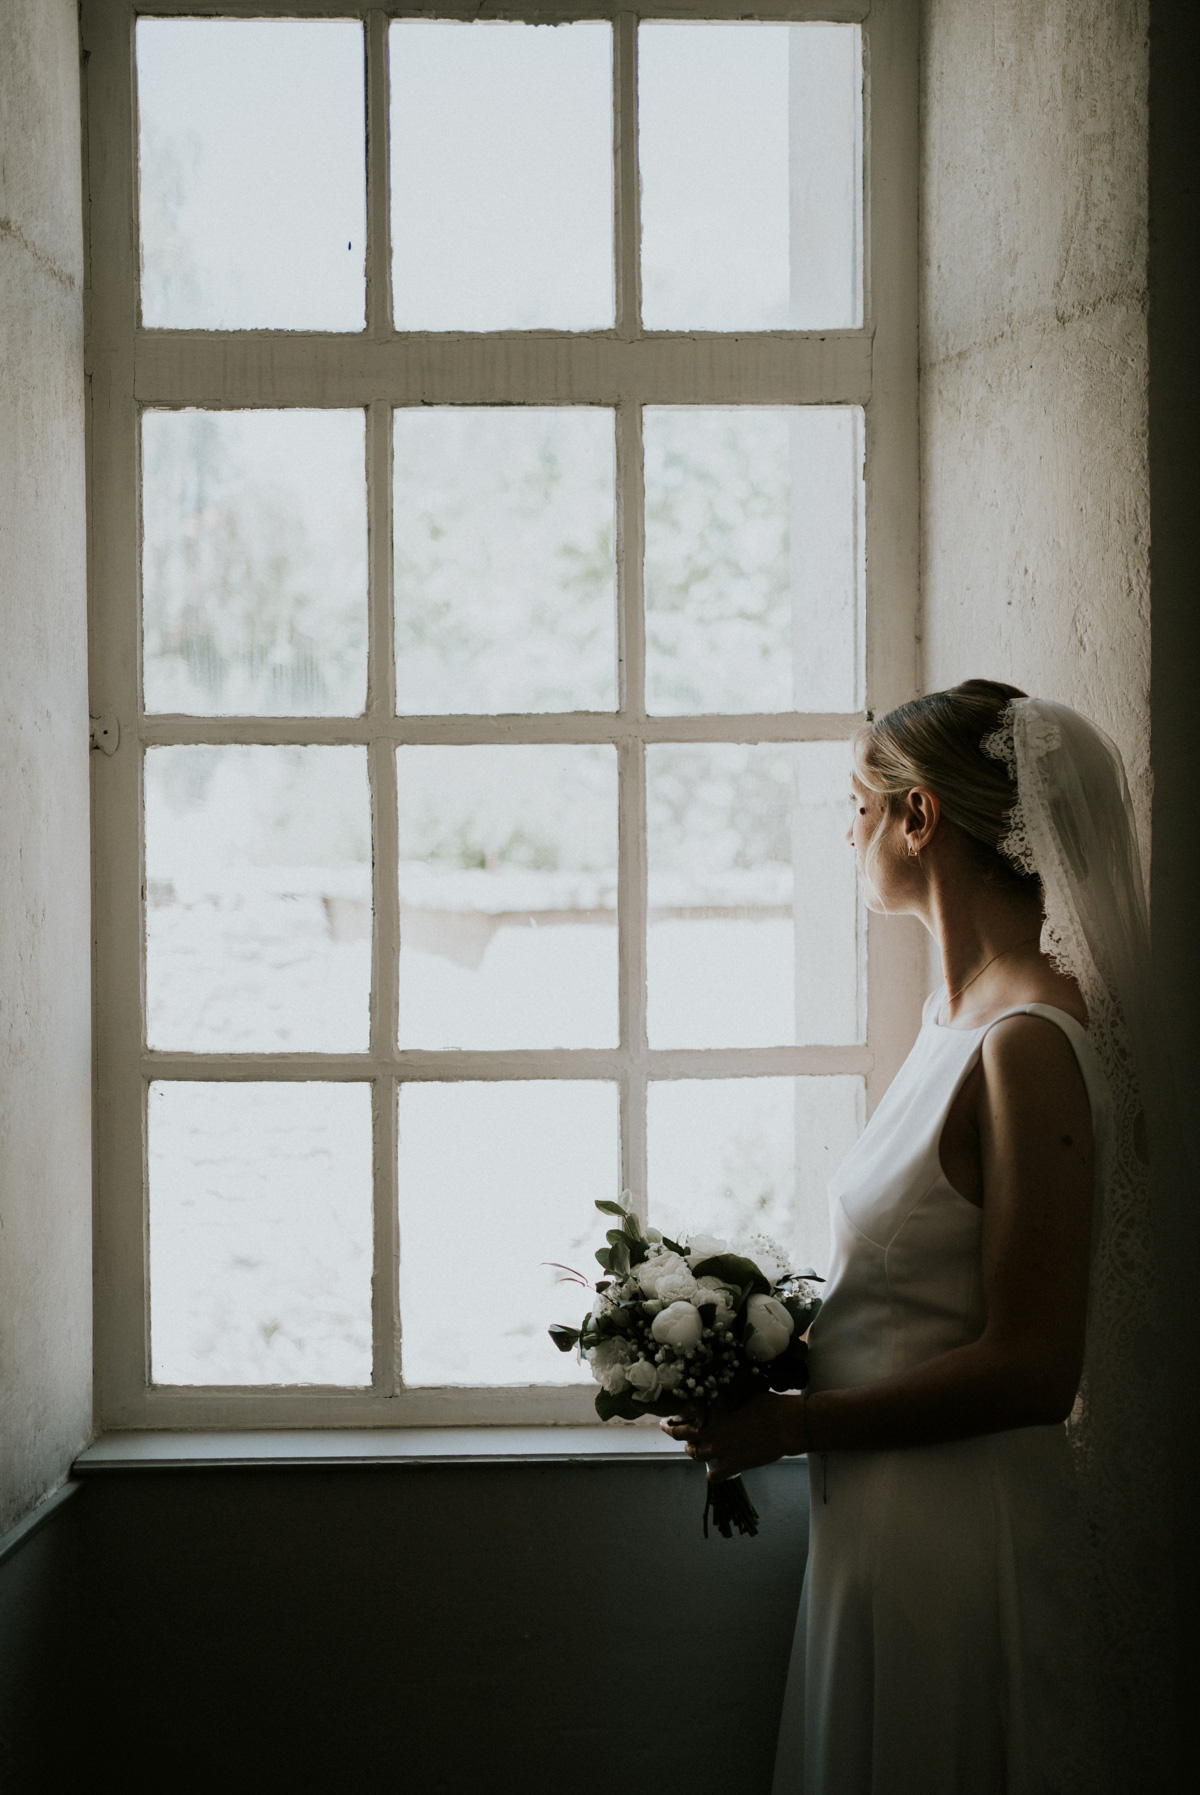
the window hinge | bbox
[90,715,120,756]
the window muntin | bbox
[87,1,916,1426]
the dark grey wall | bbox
[1148,0,1200,1740]
[0,1460,807,1792]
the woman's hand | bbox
[660,1392,801,1483]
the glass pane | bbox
[390,21,613,328]
[639,22,862,330]
[142,410,367,717]
[644,407,864,715]
[398,1081,616,1385]
[137,19,365,330]
[397,746,617,1049]
[146,746,371,1052]
[648,1076,863,1279]
[394,409,616,714]
[149,1081,372,1386]
[646,741,860,1048]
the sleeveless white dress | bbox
[772,994,1110,1795]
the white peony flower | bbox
[650,1300,704,1352]
[643,1298,664,1315]
[691,1275,737,1319]
[589,1336,636,1392]
[656,1266,699,1305]
[626,1358,663,1402]
[636,1250,689,1299]
[685,1233,729,1269]
[744,1293,795,1362]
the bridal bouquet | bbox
[548,1198,822,1537]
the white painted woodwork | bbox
[84,0,920,1429]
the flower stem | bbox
[703,1474,760,1539]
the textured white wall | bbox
[0,0,92,1532]
[920,0,1150,823]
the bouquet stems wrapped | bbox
[549,1199,822,1538]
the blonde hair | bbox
[854,678,1038,889]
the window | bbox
[85,1,918,1427]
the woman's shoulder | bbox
[956,951,1088,1032]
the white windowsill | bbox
[73,1425,690,1472]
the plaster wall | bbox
[0,0,93,1531]
[920,0,1150,820]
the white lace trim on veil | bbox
[982,697,1172,1788]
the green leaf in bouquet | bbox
[621,1212,643,1241]
[607,1236,631,1278]
[595,1247,612,1271]
[595,1199,630,1218]
[691,1253,771,1296]
[661,1236,687,1256]
[594,1388,644,1423]
[548,1325,581,1353]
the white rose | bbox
[656,1266,699,1304]
[650,1300,704,1352]
[626,1359,663,1402]
[685,1233,729,1268]
[589,1336,635,1393]
[637,1250,689,1299]
[744,1293,795,1362]
[691,1275,737,1319]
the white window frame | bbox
[83,0,920,1429]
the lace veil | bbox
[981,697,1172,1784]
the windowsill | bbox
[73,1425,688,1472]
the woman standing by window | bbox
[666,680,1170,1792]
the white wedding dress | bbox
[772,989,1110,1795]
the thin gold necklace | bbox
[943,936,1041,1005]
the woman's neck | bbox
[923,873,1045,1016]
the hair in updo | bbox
[854,678,1040,890]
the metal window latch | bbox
[90,715,120,756]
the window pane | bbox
[644,407,864,715]
[149,1081,372,1386]
[146,746,371,1052]
[137,20,365,330]
[394,409,616,714]
[648,1076,863,1279]
[390,21,613,329]
[142,410,367,717]
[398,1081,616,1385]
[397,746,617,1049]
[646,741,860,1048]
[639,23,862,330]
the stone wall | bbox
[0,0,93,1532]
[920,0,1151,828]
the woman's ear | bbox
[904,787,941,856]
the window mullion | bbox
[367,388,400,1394]
[616,387,648,1220]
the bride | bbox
[663,680,1167,1793]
